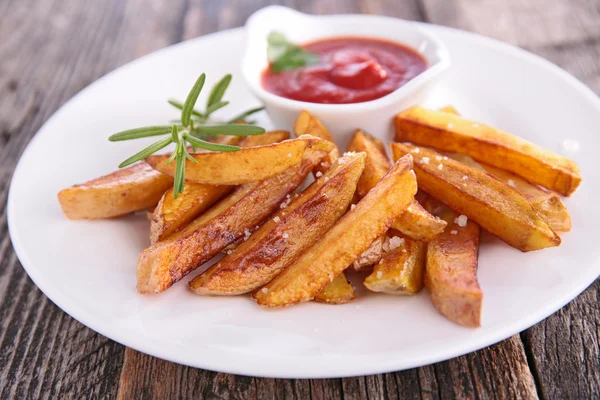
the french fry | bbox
[395,106,581,196]
[293,110,340,174]
[136,150,327,294]
[421,196,482,327]
[447,152,572,232]
[392,201,446,242]
[146,135,335,185]
[352,235,386,271]
[391,143,561,251]
[58,162,173,219]
[150,131,290,243]
[481,163,571,232]
[314,273,356,304]
[363,233,426,295]
[347,129,446,241]
[189,152,365,295]
[253,154,417,308]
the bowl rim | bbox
[242,5,452,112]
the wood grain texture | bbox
[0,0,597,399]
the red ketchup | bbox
[262,37,427,104]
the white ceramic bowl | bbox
[242,6,451,148]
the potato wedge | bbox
[293,110,340,174]
[150,185,233,243]
[352,235,386,271]
[314,273,356,304]
[189,152,365,295]
[347,129,446,241]
[364,234,426,295]
[58,162,173,219]
[391,201,446,242]
[253,154,417,308]
[421,196,482,328]
[146,134,335,185]
[137,151,325,294]
[445,151,572,232]
[347,130,392,198]
[482,163,571,232]
[150,131,290,243]
[395,106,581,196]
[391,143,561,251]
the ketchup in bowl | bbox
[262,37,427,104]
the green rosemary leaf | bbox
[109,126,173,141]
[173,143,186,198]
[204,101,229,118]
[183,146,198,163]
[184,134,241,152]
[226,106,265,124]
[181,73,206,126]
[165,149,177,165]
[168,99,203,119]
[170,124,179,143]
[118,136,173,168]
[194,124,265,136]
[206,74,232,107]
[267,31,319,72]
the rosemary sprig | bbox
[109,73,266,198]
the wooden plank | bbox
[0,0,188,398]
[421,0,600,48]
[522,281,600,399]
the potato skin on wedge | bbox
[253,154,417,308]
[346,129,445,241]
[58,162,173,219]
[150,131,290,243]
[189,152,365,295]
[391,143,561,252]
[395,106,581,196]
[422,197,482,328]
[364,234,426,295]
[136,152,325,294]
[146,135,335,185]
[314,273,356,304]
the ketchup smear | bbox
[262,37,427,104]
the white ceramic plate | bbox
[8,22,600,378]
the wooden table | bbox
[1,1,599,398]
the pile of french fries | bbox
[58,105,580,327]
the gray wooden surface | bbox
[1,0,599,398]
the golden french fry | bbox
[136,151,326,294]
[481,163,571,232]
[391,143,561,251]
[314,273,356,304]
[347,129,446,241]
[391,201,446,242]
[446,152,572,233]
[395,106,581,196]
[146,135,335,185]
[293,110,340,174]
[150,131,290,243]
[421,196,482,328]
[364,234,426,295]
[189,153,365,295]
[253,154,417,308]
[58,162,173,219]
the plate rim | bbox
[7,22,600,378]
